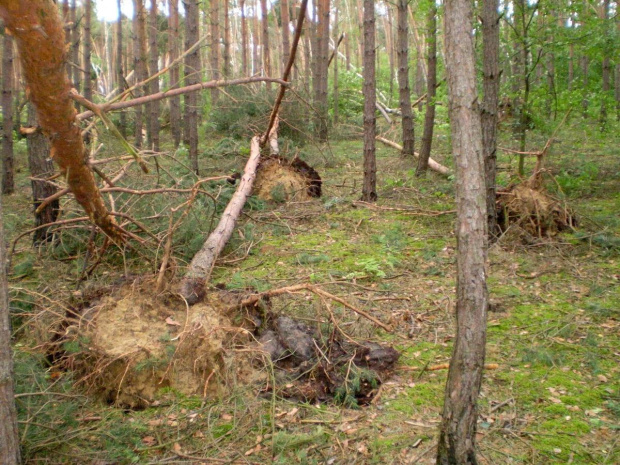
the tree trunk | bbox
[169,0,181,147]
[260,0,271,91]
[314,0,329,141]
[281,0,291,71]
[240,0,248,76]
[70,0,80,91]
[581,56,589,117]
[148,0,160,151]
[83,0,93,103]
[183,0,200,174]
[223,0,231,77]
[481,0,500,238]
[252,0,260,75]
[181,136,262,304]
[1,0,121,242]
[361,0,376,202]
[116,0,127,138]
[333,5,339,125]
[396,0,414,158]
[0,188,20,465]
[437,0,488,461]
[2,31,14,194]
[27,104,59,244]
[210,0,221,105]
[568,43,574,91]
[599,0,611,129]
[416,2,437,176]
[132,0,147,147]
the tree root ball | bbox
[253,156,322,202]
[496,183,577,237]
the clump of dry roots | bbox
[253,155,322,202]
[46,278,398,409]
[496,177,577,239]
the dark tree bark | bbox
[223,0,231,78]
[568,43,574,91]
[27,104,58,244]
[333,5,339,125]
[240,0,248,76]
[2,31,14,194]
[260,0,272,91]
[437,0,488,462]
[361,0,376,202]
[210,0,221,105]
[481,0,500,238]
[581,56,589,117]
[183,0,200,173]
[396,0,414,158]
[168,0,181,147]
[116,0,127,138]
[314,0,329,141]
[70,0,80,91]
[148,0,160,151]
[83,0,93,103]
[416,2,437,176]
[0,186,20,465]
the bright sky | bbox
[95,0,134,22]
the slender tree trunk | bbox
[416,2,437,176]
[260,0,272,91]
[396,0,414,158]
[183,0,200,174]
[437,0,488,461]
[116,0,127,138]
[385,5,395,98]
[599,0,611,129]
[481,0,500,238]
[2,31,14,194]
[361,0,376,202]
[211,0,221,105]
[223,0,231,77]
[63,0,71,79]
[1,0,121,241]
[83,0,93,103]
[148,0,160,151]
[568,43,574,91]
[169,0,181,147]
[240,0,248,76]
[70,0,80,91]
[281,0,291,70]
[252,0,260,75]
[27,104,59,244]
[581,57,589,117]
[333,5,339,126]
[0,186,20,465]
[132,0,147,147]
[314,0,329,141]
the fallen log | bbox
[180,137,262,304]
[376,136,452,176]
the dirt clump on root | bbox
[497,183,577,238]
[255,315,400,406]
[52,281,264,409]
[254,156,322,202]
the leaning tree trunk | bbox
[361,0,376,202]
[416,2,437,176]
[396,0,414,158]
[437,0,489,462]
[0,0,122,242]
[1,30,14,194]
[168,0,181,147]
[27,104,59,244]
[183,0,200,174]
[0,190,20,465]
[148,0,160,151]
[481,0,500,238]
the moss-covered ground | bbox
[4,117,619,464]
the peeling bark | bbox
[0,0,121,242]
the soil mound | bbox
[497,183,577,237]
[254,156,322,202]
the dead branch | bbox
[376,136,452,176]
[226,283,392,332]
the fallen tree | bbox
[376,136,452,176]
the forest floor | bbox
[4,118,620,464]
